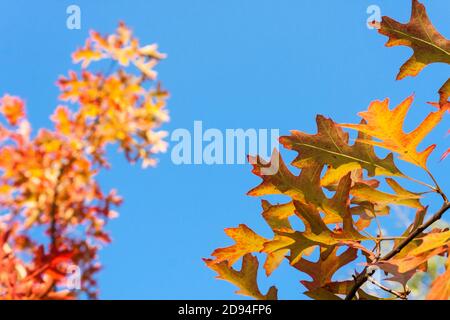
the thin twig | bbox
[367,276,409,300]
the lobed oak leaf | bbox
[341,95,446,169]
[293,245,357,291]
[261,200,293,232]
[210,224,267,267]
[351,178,423,209]
[374,246,445,287]
[280,115,402,186]
[409,230,450,256]
[248,152,360,225]
[374,0,450,81]
[260,200,294,276]
[271,185,366,265]
[204,254,278,300]
[351,201,390,231]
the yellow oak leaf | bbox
[341,95,446,169]
[351,178,423,209]
[410,230,450,256]
[260,200,294,276]
[210,224,267,266]
[261,200,293,232]
[204,254,278,300]
[72,39,104,68]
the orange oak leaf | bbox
[204,254,278,300]
[426,257,450,300]
[375,246,445,285]
[341,95,446,169]
[293,245,357,291]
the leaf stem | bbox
[402,174,436,191]
[424,168,448,203]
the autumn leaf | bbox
[261,200,293,232]
[426,257,450,300]
[375,0,450,81]
[260,200,293,276]
[439,78,450,107]
[269,180,366,265]
[210,224,267,266]
[73,22,166,80]
[280,115,402,186]
[204,254,278,300]
[351,178,423,209]
[0,95,26,126]
[341,95,445,169]
[51,106,72,135]
[376,246,445,280]
[409,230,450,256]
[72,39,103,68]
[293,245,357,291]
[248,151,363,224]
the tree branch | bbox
[49,159,74,250]
[345,201,450,300]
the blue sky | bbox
[1,0,449,299]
